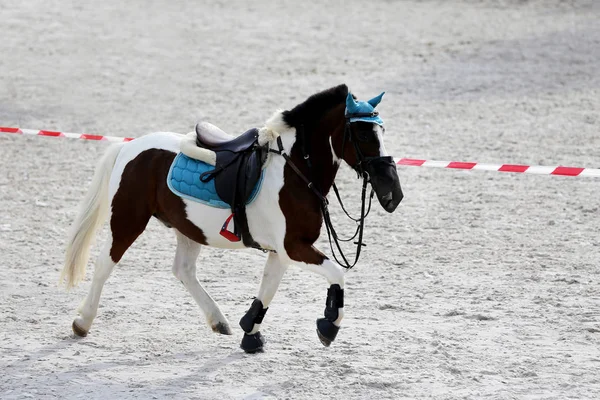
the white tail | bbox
[61,143,124,288]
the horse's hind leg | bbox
[72,240,116,336]
[239,252,288,353]
[172,231,232,335]
[72,195,152,336]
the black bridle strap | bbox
[332,182,374,224]
[321,174,369,268]
[269,124,371,270]
[319,116,374,268]
[269,136,328,205]
[345,111,379,118]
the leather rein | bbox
[268,112,377,269]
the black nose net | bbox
[365,156,403,212]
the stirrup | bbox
[220,213,241,242]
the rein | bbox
[268,116,375,270]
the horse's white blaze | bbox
[375,125,388,158]
[329,136,341,164]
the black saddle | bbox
[196,125,261,153]
[196,124,268,248]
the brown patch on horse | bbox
[278,102,346,265]
[109,149,207,263]
[277,84,394,265]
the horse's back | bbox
[109,132,183,197]
[106,131,245,249]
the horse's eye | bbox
[356,131,372,142]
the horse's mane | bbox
[282,84,349,128]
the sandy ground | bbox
[1,0,600,399]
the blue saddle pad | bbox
[167,153,264,208]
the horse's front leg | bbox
[287,244,345,347]
[239,252,287,353]
[172,232,232,335]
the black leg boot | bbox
[316,284,344,347]
[239,298,268,353]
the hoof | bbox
[72,320,88,337]
[240,332,265,353]
[316,318,339,347]
[212,322,233,335]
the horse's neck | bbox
[288,126,340,197]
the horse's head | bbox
[335,92,403,213]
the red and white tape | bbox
[0,127,134,142]
[2,126,599,177]
[397,158,600,177]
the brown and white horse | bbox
[61,84,403,352]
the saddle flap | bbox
[240,150,265,200]
[208,134,267,207]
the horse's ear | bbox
[346,92,359,113]
[367,92,385,108]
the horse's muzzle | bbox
[365,156,403,213]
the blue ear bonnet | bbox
[345,92,385,126]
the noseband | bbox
[269,112,381,269]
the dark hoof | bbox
[72,321,88,337]
[212,322,233,335]
[316,318,339,347]
[240,332,265,353]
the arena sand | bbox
[1,1,599,398]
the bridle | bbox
[269,111,381,269]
